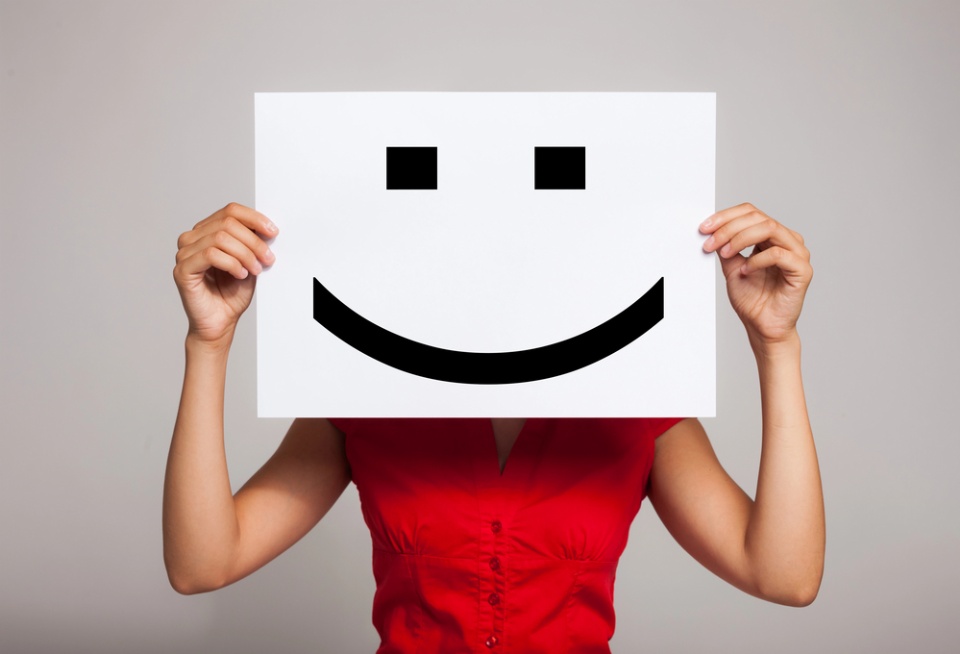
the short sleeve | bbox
[650,417,686,438]
[327,418,357,435]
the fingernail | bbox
[700,217,713,230]
[266,221,278,233]
[720,243,732,257]
[252,261,263,274]
[703,235,715,251]
[264,248,275,263]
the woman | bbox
[164,201,824,652]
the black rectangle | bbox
[387,147,437,190]
[535,147,585,190]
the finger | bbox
[722,219,804,260]
[179,203,277,252]
[717,249,748,280]
[699,202,760,234]
[702,210,768,254]
[788,228,810,260]
[177,229,266,275]
[192,202,279,240]
[200,214,275,267]
[176,245,250,281]
[179,211,277,267]
[739,246,813,283]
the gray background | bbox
[1,1,957,652]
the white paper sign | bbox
[255,92,715,417]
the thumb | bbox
[718,249,746,279]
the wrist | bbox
[748,329,801,363]
[185,329,235,358]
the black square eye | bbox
[386,147,437,190]
[535,147,585,190]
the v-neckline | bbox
[490,418,529,477]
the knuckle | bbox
[213,229,232,247]
[224,201,241,214]
[221,215,242,232]
[739,201,756,211]
[237,248,254,266]
[177,231,192,249]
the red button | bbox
[491,520,502,533]
[489,556,500,571]
[485,634,499,648]
[488,592,500,605]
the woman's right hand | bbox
[173,202,278,346]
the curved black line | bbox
[313,277,664,384]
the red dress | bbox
[329,417,683,654]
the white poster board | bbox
[255,92,715,417]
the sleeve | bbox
[327,418,353,435]
[650,417,686,438]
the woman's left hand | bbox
[700,203,812,347]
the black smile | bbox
[313,277,664,384]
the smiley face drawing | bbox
[313,144,665,384]
[255,92,715,417]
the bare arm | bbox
[163,203,351,594]
[648,342,824,606]
[164,381,350,594]
[163,336,236,594]
[746,336,823,603]
[647,203,824,607]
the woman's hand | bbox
[173,202,278,346]
[700,203,812,348]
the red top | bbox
[329,417,683,654]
